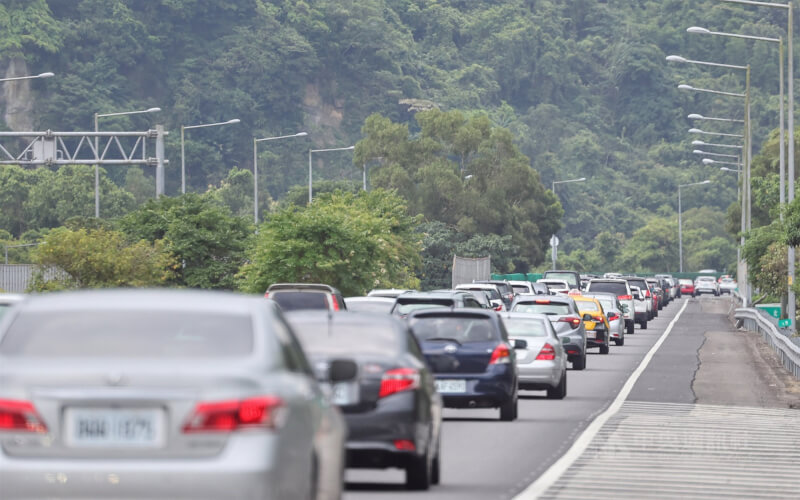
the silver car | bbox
[0,293,24,322]
[501,313,567,399]
[583,293,625,346]
[0,290,347,500]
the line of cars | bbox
[0,273,688,498]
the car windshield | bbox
[0,310,254,358]
[544,273,578,287]
[270,291,329,311]
[410,316,498,343]
[394,299,455,315]
[512,302,570,315]
[588,282,626,295]
[459,287,500,300]
[292,321,401,355]
[595,298,616,312]
[503,318,548,338]
[511,285,531,294]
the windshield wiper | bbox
[424,337,462,345]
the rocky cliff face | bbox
[2,57,35,131]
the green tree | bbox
[238,189,421,296]
[30,227,174,291]
[118,193,253,290]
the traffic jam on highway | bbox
[0,273,733,499]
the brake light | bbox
[645,290,651,298]
[330,296,340,311]
[489,343,512,364]
[535,299,551,304]
[263,292,269,298]
[608,312,618,320]
[494,304,503,311]
[536,343,556,361]
[394,439,416,451]
[592,315,603,322]
[618,295,632,301]
[558,316,581,328]
[182,396,284,433]
[0,399,47,433]
[379,368,420,398]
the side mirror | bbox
[582,313,592,321]
[328,359,358,383]
[512,338,528,350]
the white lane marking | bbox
[512,299,690,500]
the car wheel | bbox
[627,321,634,336]
[405,449,431,490]
[500,396,517,421]
[715,291,720,297]
[614,337,624,346]
[547,371,567,399]
[641,320,648,330]
[692,293,696,298]
[430,438,441,485]
[600,343,609,355]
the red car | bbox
[679,279,695,295]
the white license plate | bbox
[65,408,165,448]
[586,330,596,339]
[435,379,466,393]
[322,382,360,406]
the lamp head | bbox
[678,84,694,91]
[688,114,704,120]
[701,180,711,184]
[37,72,55,78]
[145,107,161,113]
[666,55,687,63]
[688,128,703,134]
[691,140,705,146]
[692,150,705,154]
[227,119,241,124]
[702,159,714,165]
[295,132,308,137]
[687,27,711,35]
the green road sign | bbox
[778,318,792,328]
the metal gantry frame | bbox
[0,128,168,197]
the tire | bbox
[571,353,587,370]
[500,396,518,421]
[547,371,567,399]
[715,291,720,297]
[614,337,624,346]
[692,293,696,298]
[431,438,441,485]
[641,320,648,330]
[627,321,634,336]
[406,450,431,490]
[600,342,610,355]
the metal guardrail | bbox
[735,307,800,380]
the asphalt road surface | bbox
[344,295,800,499]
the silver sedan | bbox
[0,289,347,500]
[583,293,626,346]
[500,312,568,399]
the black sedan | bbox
[286,311,443,491]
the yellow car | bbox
[573,296,611,355]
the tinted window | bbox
[271,291,329,311]
[410,316,498,343]
[511,285,531,294]
[503,318,548,337]
[512,303,570,315]
[595,298,616,311]
[345,299,394,314]
[544,272,578,287]
[626,279,649,292]
[588,282,627,294]
[394,298,454,315]
[574,300,602,312]
[460,287,500,300]
[0,311,254,358]
[292,320,402,355]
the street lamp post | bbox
[679,180,712,273]
[714,0,794,327]
[94,107,161,217]
[363,157,384,191]
[180,119,240,194]
[252,132,307,224]
[0,72,54,83]
[308,146,355,204]
[551,177,587,270]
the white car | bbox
[455,283,506,311]
[629,286,650,330]
[719,278,737,295]
[537,279,570,295]
[694,276,720,296]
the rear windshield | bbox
[394,298,454,315]
[292,321,402,355]
[511,285,531,294]
[626,279,649,291]
[544,272,578,287]
[271,291,329,311]
[574,300,601,312]
[503,318,548,338]
[543,282,566,291]
[587,282,626,295]
[0,311,253,358]
[459,288,500,300]
[512,302,570,315]
[594,298,616,311]
[679,279,693,285]
[410,316,498,343]
[345,300,395,314]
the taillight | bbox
[535,299,551,304]
[608,313,618,320]
[494,304,503,311]
[182,396,284,433]
[263,292,269,298]
[330,296,340,311]
[394,439,416,451]
[592,315,603,322]
[489,343,512,364]
[618,295,632,301]
[536,343,556,361]
[558,316,581,328]
[645,290,651,298]
[0,399,47,433]
[379,368,420,398]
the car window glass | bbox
[544,273,578,287]
[394,299,454,315]
[587,282,626,294]
[0,310,254,358]
[410,316,498,343]
[292,320,402,355]
[503,318,548,337]
[271,291,329,311]
[512,303,570,315]
[271,306,314,375]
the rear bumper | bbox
[518,361,562,390]
[436,369,516,408]
[585,329,607,347]
[0,434,294,500]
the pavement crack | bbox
[689,332,707,404]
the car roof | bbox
[267,283,340,293]
[407,307,497,319]
[0,293,25,305]
[344,296,396,303]
[286,309,400,326]
[9,289,264,315]
[514,294,573,304]
[455,283,498,290]
[396,291,469,300]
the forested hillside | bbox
[1,0,793,274]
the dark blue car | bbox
[408,309,520,421]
